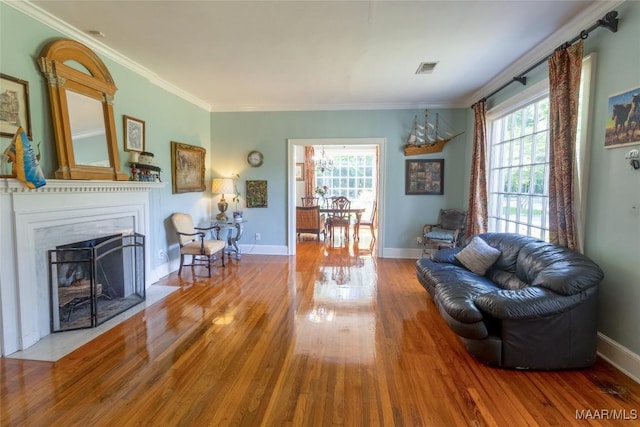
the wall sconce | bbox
[625,149,640,170]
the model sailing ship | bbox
[404,109,464,156]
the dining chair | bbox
[356,200,377,240]
[170,212,226,277]
[300,196,319,206]
[327,196,351,242]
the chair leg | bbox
[178,254,185,275]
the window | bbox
[315,146,376,205]
[488,95,550,240]
[487,54,594,244]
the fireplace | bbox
[49,233,145,332]
[1,178,162,355]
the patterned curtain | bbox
[466,100,489,236]
[548,41,583,249]
[304,146,315,197]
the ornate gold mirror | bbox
[39,39,127,180]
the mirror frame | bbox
[39,39,127,180]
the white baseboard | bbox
[597,332,640,384]
[239,244,288,255]
[382,247,423,259]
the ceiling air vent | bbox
[415,62,438,74]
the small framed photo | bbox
[605,86,640,148]
[1,73,32,139]
[246,180,268,208]
[171,141,206,194]
[295,162,305,181]
[123,115,145,152]
[405,159,444,195]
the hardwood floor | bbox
[2,234,639,426]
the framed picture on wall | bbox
[605,86,640,148]
[171,141,206,194]
[123,115,145,152]
[0,73,32,139]
[405,159,444,195]
[295,163,305,181]
[246,180,268,208]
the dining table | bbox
[319,207,366,240]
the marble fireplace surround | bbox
[0,179,162,356]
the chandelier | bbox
[314,146,334,173]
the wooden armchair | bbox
[421,208,467,251]
[296,205,324,241]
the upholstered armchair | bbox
[170,213,226,277]
[420,208,467,251]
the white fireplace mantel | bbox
[0,178,164,356]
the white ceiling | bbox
[23,0,619,112]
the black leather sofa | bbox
[415,233,604,369]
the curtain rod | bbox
[471,10,619,108]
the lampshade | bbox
[211,178,235,195]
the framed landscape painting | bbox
[171,141,206,194]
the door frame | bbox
[287,138,386,256]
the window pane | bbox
[488,95,550,241]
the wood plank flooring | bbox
[2,235,640,426]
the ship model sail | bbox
[404,109,464,156]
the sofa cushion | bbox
[424,227,456,241]
[485,269,528,290]
[431,247,461,264]
[434,274,501,323]
[455,236,501,275]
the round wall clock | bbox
[247,150,264,167]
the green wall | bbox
[211,109,469,250]
[581,0,640,355]
[0,2,212,274]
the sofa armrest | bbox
[474,286,597,320]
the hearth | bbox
[48,233,145,332]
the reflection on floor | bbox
[295,231,377,362]
[6,285,179,362]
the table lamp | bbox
[211,178,235,221]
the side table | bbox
[213,219,247,259]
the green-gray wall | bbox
[1,2,212,276]
[211,109,469,251]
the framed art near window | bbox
[123,115,145,152]
[0,73,32,139]
[405,159,444,195]
[295,162,305,181]
[171,141,206,194]
[246,180,268,208]
[605,86,640,148]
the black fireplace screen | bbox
[48,233,145,332]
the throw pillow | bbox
[455,236,501,276]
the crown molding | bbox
[4,0,211,111]
[463,0,625,107]
[209,101,464,113]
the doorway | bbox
[287,138,386,256]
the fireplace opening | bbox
[48,233,145,332]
